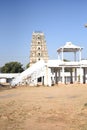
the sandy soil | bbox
[0,84,87,130]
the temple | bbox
[10,41,87,86]
[1,32,87,86]
[29,32,49,66]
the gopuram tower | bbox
[29,32,49,66]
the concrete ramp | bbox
[11,60,46,86]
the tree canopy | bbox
[26,63,30,69]
[1,62,24,73]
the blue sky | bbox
[0,0,87,67]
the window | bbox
[38,77,42,82]
[38,53,40,56]
[38,36,40,39]
[38,47,40,50]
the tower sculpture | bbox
[29,32,49,66]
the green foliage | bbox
[1,62,24,73]
[26,63,30,69]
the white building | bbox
[0,73,20,84]
[10,42,87,86]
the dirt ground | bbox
[0,84,87,130]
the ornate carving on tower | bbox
[29,32,49,66]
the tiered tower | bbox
[29,32,49,66]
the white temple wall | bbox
[44,66,51,86]
[0,78,7,83]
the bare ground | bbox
[0,84,87,130]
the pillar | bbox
[75,68,77,82]
[58,69,61,83]
[48,68,51,86]
[74,52,76,61]
[80,67,83,83]
[55,68,57,84]
[44,66,51,86]
[79,49,82,61]
[62,67,65,83]
[70,68,73,83]
[83,68,85,84]
[62,48,64,61]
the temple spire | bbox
[29,32,49,66]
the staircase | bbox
[11,60,46,86]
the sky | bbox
[0,0,87,67]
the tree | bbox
[1,62,24,73]
[26,63,30,69]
